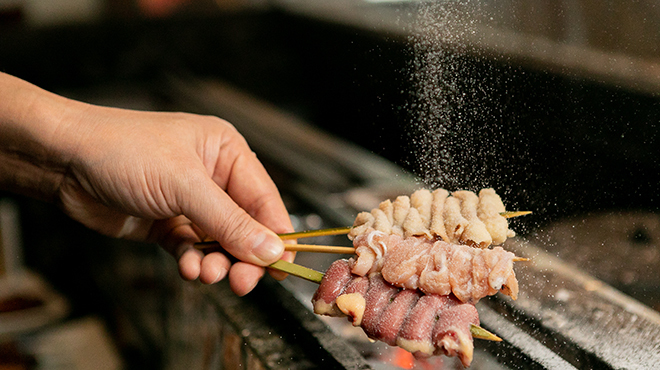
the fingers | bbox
[173,240,264,293]
[228,262,265,296]
[158,117,295,294]
[153,216,205,281]
[178,248,204,281]
[199,252,231,284]
[155,211,282,293]
[180,164,287,267]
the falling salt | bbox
[554,288,572,302]
[405,1,503,190]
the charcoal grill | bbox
[159,76,660,369]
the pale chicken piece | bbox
[486,247,518,300]
[380,235,431,289]
[477,188,515,245]
[372,208,392,234]
[452,190,493,249]
[443,196,469,244]
[482,249,509,296]
[418,242,452,296]
[430,188,450,242]
[351,245,376,277]
[392,195,411,229]
[410,189,433,227]
[447,243,474,303]
[348,211,374,240]
[470,249,490,302]
[336,293,367,326]
[378,199,394,225]
[402,207,432,238]
[351,231,389,276]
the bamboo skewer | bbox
[269,259,325,283]
[500,211,532,218]
[469,324,502,342]
[283,244,355,254]
[196,211,531,251]
[194,241,354,254]
[278,226,352,239]
[283,245,530,260]
[197,241,530,264]
[196,240,530,262]
[281,211,529,239]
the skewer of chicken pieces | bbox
[195,211,530,257]
[195,204,530,345]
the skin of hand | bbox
[0,72,295,296]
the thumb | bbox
[180,173,285,266]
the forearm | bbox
[0,72,81,201]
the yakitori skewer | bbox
[268,259,502,342]
[195,208,531,253]
[196,241,530,263]
[284,211,529,239]
[194,241,506,342]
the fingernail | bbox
[211,268,227,284]
[252,232,283,264]
[241,279,260,297]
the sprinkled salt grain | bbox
[406,1,499,189]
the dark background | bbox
[2,8,658,229]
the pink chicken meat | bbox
[346,188,520,304]
[313,259,479,367]
[350,231,518,304]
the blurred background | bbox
[1,1,659,369]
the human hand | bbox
[0,73,294,296]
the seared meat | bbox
[313,259,479,367]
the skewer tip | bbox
[500,211,532,219]
[513,257,530,262]
[470,324,502,342]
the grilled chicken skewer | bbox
[268,259,501,343]
[196,208,530,251]
[312,259,497,367]
[196,188,528,366]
